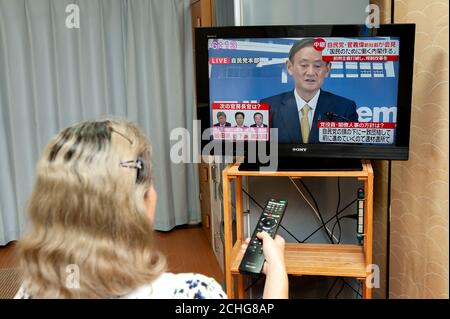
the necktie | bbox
[301,104,311,143]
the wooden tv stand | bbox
[222,160,374,298]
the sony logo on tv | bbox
[292,147,308,152]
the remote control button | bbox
[261,218,276,229]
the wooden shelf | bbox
[224,160,372,178]
[222,160,374,298]
[230,240,366,278]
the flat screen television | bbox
[194,24,415,170]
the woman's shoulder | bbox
[122,272,227,299]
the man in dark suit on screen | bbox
[261,38,358,144]
[250,112,268,128]
[213,111,231,127]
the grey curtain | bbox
[0,0,200,245]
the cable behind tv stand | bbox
[238,157,363,171]
[223,160,374,299]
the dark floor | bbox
[153,225,224,284]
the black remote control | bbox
[239,198,287,275]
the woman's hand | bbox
[240,232,288,298]
[240,232,286,274]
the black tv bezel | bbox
[195,24,415,161]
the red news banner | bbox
[318,121,396,144]
[212,102,270,141]
[314,38,400,62]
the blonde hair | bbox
[18,119,166,298]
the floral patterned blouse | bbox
[14,273,227,299]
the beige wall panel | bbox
[391,0,449,298]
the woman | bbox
[15,119,288,298]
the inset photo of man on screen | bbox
[211,105,270,141]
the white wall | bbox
[239,0,369,25]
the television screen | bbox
[195,25,415,164]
